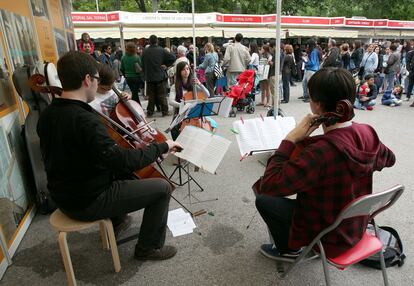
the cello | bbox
[179,90,213,132]
[111,86,167,144]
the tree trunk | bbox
[152,0,158,12]
[135,0,147,12]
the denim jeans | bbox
[62,178,172,249]
[256,195,296,252]
[354,99,376,109]
[385,72,397,91]
[302,70,316,99]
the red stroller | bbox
[224,69,256,117]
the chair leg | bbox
[317,241,331,286]
[103,220,121,273]
[99,221,109,250]
[378,249,389,286]
[58,232,77,286]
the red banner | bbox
[282,16,331,25]
[220,15,262,23]
[107,12,120,21]
[71,13,107,22]
[330,17,345,25]
[388,20,414,28]
[345,19,374,27]
[374,20,388,27]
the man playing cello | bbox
[37,51,182,260]
[254,67,396,260]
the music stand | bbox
[167,97,231,204]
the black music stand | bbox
[167,97,230,204]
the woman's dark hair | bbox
[174,61,192,95]
[308,68,356,112]
[114,50,123,61]
[306,39,316,53]
[57,51,99,91]
[98,63,115,86]
[250,42,259,55]
[354,40,362,49]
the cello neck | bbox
[111,86,144,122]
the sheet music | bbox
[233,120,263,156]
[256,117,285,150]
[233,116,296,156]
[198,134,231,174]
[174,126,231,174]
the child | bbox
[382,86,403,107]
[354,74,377,110]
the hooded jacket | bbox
[254,122,395,257]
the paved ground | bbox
[1,85,413,286]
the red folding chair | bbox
[277,184,404,286]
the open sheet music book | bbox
[232,116,296,157]
[174,126,231,174]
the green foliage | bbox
[71,0,414,20]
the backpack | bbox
[359,225,406,270]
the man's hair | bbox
[364,73,375,81]
[235,33,243,42]
[390,44,397,51]
[149,35,158,45]
[101,43,111,52]
[57,51,99,91]
[98,63,115,86]
[308,67,356,112]
[329,39,337,47]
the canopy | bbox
[222,27,286,38]
[75,26,223,39]
[286,28,358,38]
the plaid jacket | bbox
[255,123,395,257]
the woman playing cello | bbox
[254,67,395,260]
[168,61,216,140]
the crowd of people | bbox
[77,31,414,120]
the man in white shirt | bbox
[223,33,251,87]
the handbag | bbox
[134,56,142,73]
[358,52,373,77]
[214,62,223,78]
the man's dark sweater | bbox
[37,98,168,211]
[141,45,175,82]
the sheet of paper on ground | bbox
[167,208,197,237]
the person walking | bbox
[121,42,143,104]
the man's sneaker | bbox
[390,103,396,107]
[113,215,132,237]
[404,98,410,101]
[260,244,302,262]
[134,245,177,260]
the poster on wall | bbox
[48,0,64,29]
[54,28,68,57]
[66,31,76,51]
[0,44,16,113]
[0,9,39,69]
[30,0,49,19]
[60,0,72,30]
[30,0,58,64]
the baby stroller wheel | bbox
[229,108,237,117]
[246,106,255,114]
[237,106,245,111]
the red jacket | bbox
[255,122,395,257]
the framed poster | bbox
[54,28,68,57]
[0,9,39,69]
